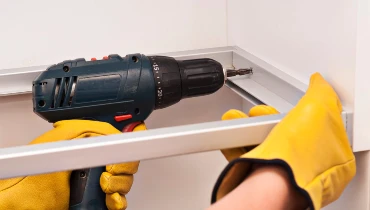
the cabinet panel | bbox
[353,0,370,151]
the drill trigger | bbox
[122,121,143,132]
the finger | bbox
[307,72,343,112]
[309,72,328,87]
[30,120,121,145]
[133,123,147,132]
[106,193,127,210]
[104,123,145,174]
[221,109,249,121]
[248,105,279,117]
[221,148,251,162]
[106,161,140,175]
[100,172,134,194]
[220,110,250,161]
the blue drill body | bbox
[32,53,225,210]
[33,54,156,131]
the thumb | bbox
[248,105,279,117]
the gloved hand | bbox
[212,73,356,210]
[0,120,144,210]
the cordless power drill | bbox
[32,53,251,210]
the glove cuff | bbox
[211,158,314,209]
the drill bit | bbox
[226,68,253,77]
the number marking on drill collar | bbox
[151,60,162,104]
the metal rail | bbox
[0,46,351,178]
[0,114,283,179]
[0,46,234,97]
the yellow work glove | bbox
[212,73,356,210]
[0,120,144,210]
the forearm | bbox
[207,165,308,210]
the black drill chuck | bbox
[148,56,225,109]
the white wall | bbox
[0,1,230,210]
[227,0,357,110]
[227,0,369,209]
[0,0,227,70]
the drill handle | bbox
[69,121,143,210]
[69,167,107,210]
